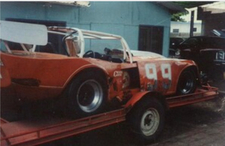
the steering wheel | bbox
[83,50,95,58]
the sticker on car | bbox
[145,63,172,89]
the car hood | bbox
[131,50,164,58]
[200,48,225,52]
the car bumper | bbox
[214,60,225,67]
[214,60,225,79]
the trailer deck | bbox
[0,86,218,146]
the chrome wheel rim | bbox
[77,80,103,113]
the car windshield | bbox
[202,37,225,48]
[181,38,199,48]
[181,37,225,49]
[170,38,184,49]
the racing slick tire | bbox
[68,71,107,118]
[127,97,165,143]
[177,68,197,95]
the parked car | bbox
[0,21,199,117]
[214,50,225,81]
[175,36,225,81]
[169,37,184,57]
[211,29,225,38]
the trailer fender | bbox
[125,91,168,111]
[125,91,149,108]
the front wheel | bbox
[177,69,197,95]
[127,97,165,143]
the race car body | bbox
[0,21,199,115]
[0,64,11,88]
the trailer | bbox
[0,85,218,146]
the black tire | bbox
[68,71,107,118]
[127,97,165,143]
[177,69,197,95]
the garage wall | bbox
[0,2,171,56]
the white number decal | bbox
[145,64,157,80]
[145,63,172,89]
[161,64,171,80]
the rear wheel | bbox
[127,97,165,143]
[68,72,107,118]
[77,79,103,113]
[177,69,197,95]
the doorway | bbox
[138,25,164,54]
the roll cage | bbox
[47,27,133,63]
[0,21,133,63]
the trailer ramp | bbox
[167,85,218,108]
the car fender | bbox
[64,63,110,88]
[175,61,200,86]
[0,66,11,88]
[174,61,200,91]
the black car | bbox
[176,36,225,81]
[169,37,184,57]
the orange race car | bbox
[0,21,199,116]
